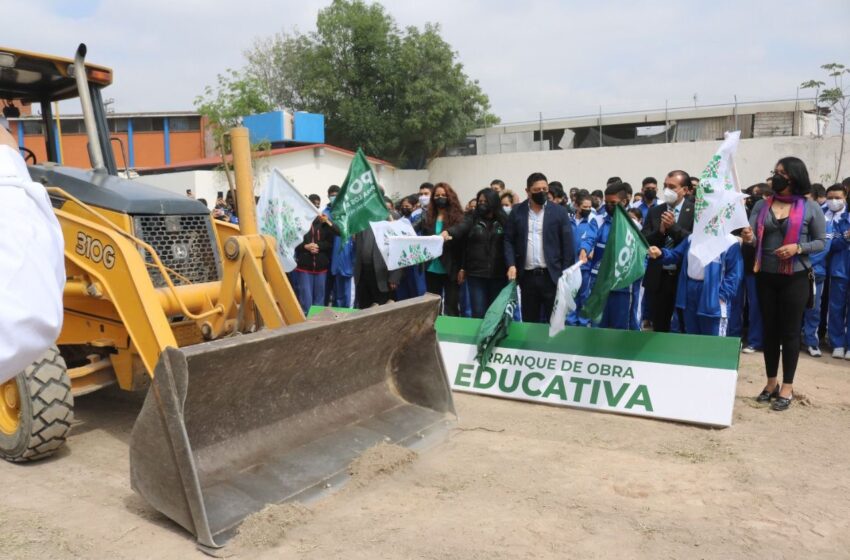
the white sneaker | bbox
[845,350,850,361]
[808,346,822,357]
[742,346,756,354]
[833,347,845,359]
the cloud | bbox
[4,0,849,122]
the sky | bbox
[6,0,850,124]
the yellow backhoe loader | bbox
[0,44,455,548]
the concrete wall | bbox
[141,148,415,208]
[425,135,850,203]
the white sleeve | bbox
[0,146,65,383]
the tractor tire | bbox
[0,347,73,462]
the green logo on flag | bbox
[331,148,389,239]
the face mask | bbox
[434,197,448,209]
[328,196,336,205]
[772,175,790,194]
[643,189,656,202]
[401,207,413,217]
[531,191,548,205]
[662,188,679,205]
[827,199,845,213]
[605,203,617,215]
[475,203,489,216]
[419,195,430,207]
[632,219,642,228]
[503,206,511,215]
[579,209,591,218]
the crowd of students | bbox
[288,162,847,408]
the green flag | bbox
[475,281,518,368]
[581,205,648,323]
[330,148,389,239]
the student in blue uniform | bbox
[568,193,598,326]
[588,183,632,329]
[648,236,743,336]
[802,194,833,356]
[826,185,850,359]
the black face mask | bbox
[434,197,448,209]
[579,209,591,218]
[772,175,790,194]
[401,207,413,217]
[605,203,617,215]
[643,189,656,202]
[475,203,489,216]
[531,191,548,205]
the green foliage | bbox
[194,69,273,149]
[241,0,498,167]
[803,62,849,179]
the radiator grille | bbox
[132,214,221,288]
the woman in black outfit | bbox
[417,182,465,316]
[451,188,509,318]
[742,157,826,411]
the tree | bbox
[241,0,498,167]
[803,62,850,180]
[194,69,273,193]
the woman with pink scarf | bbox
[741,157,826,411]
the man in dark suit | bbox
[642,170,694,332]
[504,172,576,323]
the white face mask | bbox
[827,199,845,213]
[503,206,511,215]
[419,195,430,208]
[662,188,679,205]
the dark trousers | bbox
[425,272,460,316]
[756,270,809,384]
[467,276,507,318]
[651,270,682,333]
[357,264,389,309]
[519,269,556,324]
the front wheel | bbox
[0,347,73,462]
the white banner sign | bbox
[439,341,737,427]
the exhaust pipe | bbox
[71,44,106,172]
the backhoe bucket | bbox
[129,295,454,548]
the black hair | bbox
[475,188,508,225]
[419,182,434,192]
[591,189,604,198]
[526,172,548,188]
[576,192,592,205]
[500,191,514,203]
[812,183,826,199]
[621,182,633,195]
[402,194,419,206]
[627,207,643,223]
[308,194,321,203]
[490,179,505,188]
[776,156,812,196]
[642,177,657,187]
[827,183,846,195]
[606,176,622,186]
[327,184,340,195]
[666,170,690,188]
[604,182,628,197]
[842,177,850,188]
[578,188,590,197]
[548,182,565,198]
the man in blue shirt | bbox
[637,176,658,222]
[588,183,633,329]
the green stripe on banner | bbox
[436,317,740,370]
[307,306,741,371]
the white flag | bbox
[549,262,583,337]
[690,130,749,267]
[369,219,417,265]
[256,168,320,272]
[386,235,444,270]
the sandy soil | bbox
[1,352,848,559]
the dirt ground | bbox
[1,352,848,560]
